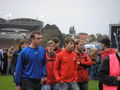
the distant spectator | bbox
[7,48,13,75]
[2,49,8,75]
[11,40,28,75]
[0,49,3,75]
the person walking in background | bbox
[54,37,77,90]
[15,30,46,90]
[74,39,92,90]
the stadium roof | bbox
[0,18,43,32]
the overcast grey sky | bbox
[0,0,120,35]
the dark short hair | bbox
[64,37,74,44]
[19,40,28,50]
[20,40,28,45]
[118,42,120,52]
[52,37,60,44]
[99,38,111,48]
[30,30,41,39]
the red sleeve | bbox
[80,53,92,66]
[54,53,62,82]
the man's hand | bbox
[94,48,99,52]
[59,81,64,83]
[117,76,120,81]
[40,77,46,84]
[16,86,21,90]
[77,61,80,64]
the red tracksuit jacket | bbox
[101,48,116,61]
[46,52,57,85]
[75,51,92,82]
[54,48,62,54]
[54,49,77,82]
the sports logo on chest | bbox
[34,52,38,54]
[73,57,76,61]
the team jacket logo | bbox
[63,57,67,59]
[73,57,76,61]
[34,52,38,54]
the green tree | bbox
[79,33,88,35]
[96,33,103,41]
[89,34,96,42]
[96,33,109,41]
[41,24,64,47]
[69,26,76,34]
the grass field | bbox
[0,76,98,90]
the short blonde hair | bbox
[46,40,55,47]
[74,39,84,45]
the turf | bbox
[0,76,98,90]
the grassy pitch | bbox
[0,76,98,90]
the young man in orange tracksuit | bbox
[74,39,92,90]
[54,37,78,90]
[42,40,57,90]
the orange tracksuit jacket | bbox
[54,49,77,82]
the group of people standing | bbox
[89,37,120,90]
[0,41,28,76]
[3,30,119,90]
[0,46,14,75]
[14,30,93,90]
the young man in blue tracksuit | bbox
[15,30,46,90]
